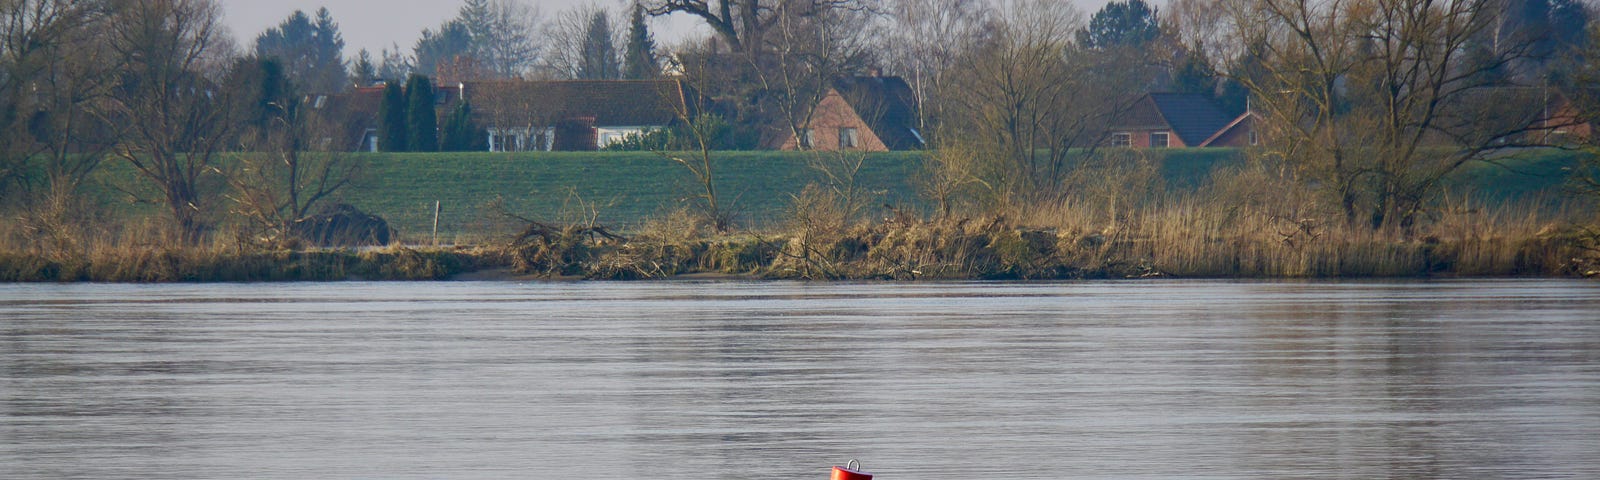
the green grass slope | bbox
[342,151,926,242]
[71,148,1591,244]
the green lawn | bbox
[341,151,926,241]
[72,148,1592,244]
[1446,148,1591,204]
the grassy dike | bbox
[345,151,927,242]
[3,148,1594,282]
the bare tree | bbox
[643,68,732,231]
[464,0,543,79]
[540,3,622,79]
[874,0,992,135]
[1225,0,1551,231]
[1164,0,1236,64]
[760,2,872,150]
[936,0,1149,205]
[642,0,870,58]
[223,60,357,247]
[99,0,239,244]
[0,0,119,249]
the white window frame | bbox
[1111,132,1131,148]
[839,127,859,149]
[487,127,554,152]
[1150,132,1170,148]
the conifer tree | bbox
[351,49,377,87]
[441,101,483,151]
[404,74,439,152]
[578,10,621,80]
[378,81,408,152]
[1077,0,1161,50]
[623,2,658,79]
[255,8,349,92]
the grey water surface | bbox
[2,280,1597,479]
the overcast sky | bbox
[218,0,703,58]
[217,0,1123,60]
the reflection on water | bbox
[2,280,1598,479]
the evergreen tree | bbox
[1548,0,1591,50]
[623,2,658,79]
[1546,0,1593,84]
[578,10,620,80]
[379,81,408,152]
[441,101,483,151]
[255,8,349,92]
[311,8,347,88]
[460,0,494,44]
[350,49,377,87]
[1171,48,1215,96]
[414,21,472,78]
[227,56,297,150]
[246,57,293,132]
[404,74,439,152]
[447,0,540,78]
[1077,0,1161,50]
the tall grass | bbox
[0,220,486,282]
[992,163,1588,278]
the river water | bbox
[1,280,1597,479]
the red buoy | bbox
[832,459,873,480]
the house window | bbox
[1248,130,1258,146]
[839,127,859,149]
[534,129,552,151]
[799,128,815,149]
[1151,132,1170,148]
[1111,132,1131,148]
[490,131,517,152]
[490,129,545,152]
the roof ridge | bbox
[1198,111,1259,147]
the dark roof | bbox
[310,86,384,149]
[463,79,696,127]
[833,75,924,149]
[1115,93,1233,146]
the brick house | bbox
[314,79,697,152]
[1199,110,1262,148]
[463,79,698,152]
[773,75,925,152]
[1539,93,1593,144]
[1109,93,1254,148]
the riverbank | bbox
[9,149,1594,282]
[4,216,1595,282]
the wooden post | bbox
[432,200,441,246]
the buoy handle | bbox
[848,459,861,470]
